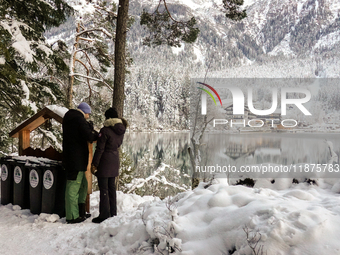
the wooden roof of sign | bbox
[9,106,66,138]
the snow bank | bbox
[2,181,340,254]
[169,181,340,255]
[0,191,159,255]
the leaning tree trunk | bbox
[112,0,129,118]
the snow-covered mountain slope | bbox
[241,0,340,56]
[126,0,340,62]
[47,0,340,69]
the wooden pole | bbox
[18,130,30,155]
[85,142,94,213]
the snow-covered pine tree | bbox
[0,0,72,155]
[112,0,247,117]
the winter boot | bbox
[66,217,86,224]
[92,216,107,224]
[79,203,91,220]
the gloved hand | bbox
[93,130,99,141]
[91,164,97,175]
[88,120,94,130]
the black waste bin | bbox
[0,157,14,205]
[41,164,66,217]
[12,160,30,209]
[28,165,43,214]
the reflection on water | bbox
[122,132,191,197]
[123,132,191,174]
[122,132,340,195]
[202,133,340,167]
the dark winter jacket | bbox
[92,118,128,178]
[62,109,98,180]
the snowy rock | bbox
[331,181,340,193]
[207,190,232,207]
[46,214,60,223]
[12,205,21,211]
[283,190,315,201]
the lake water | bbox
[122,132,340,196]
[121,132,191,198]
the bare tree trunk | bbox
[112,0,129,118]
[67,75,74,109]
[188,145,200,189]
[112,1,129,192]
[67,23,80,109]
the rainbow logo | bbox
[197,82,223,107]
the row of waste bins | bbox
[0,156,66,217]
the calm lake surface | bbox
[122,132,340,195]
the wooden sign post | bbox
[18,130,30,155]
[85,142,95,213]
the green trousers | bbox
[65,171,88,220]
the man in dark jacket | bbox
[63,102,98,224]
[91,107,128,223]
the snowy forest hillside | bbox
[45,0,340,129]
[1,0,340,154]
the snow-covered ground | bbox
[2,179,340,254]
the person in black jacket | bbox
[91,107,128,223]
[63,102,98,224]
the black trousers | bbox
[97,177,117,219]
